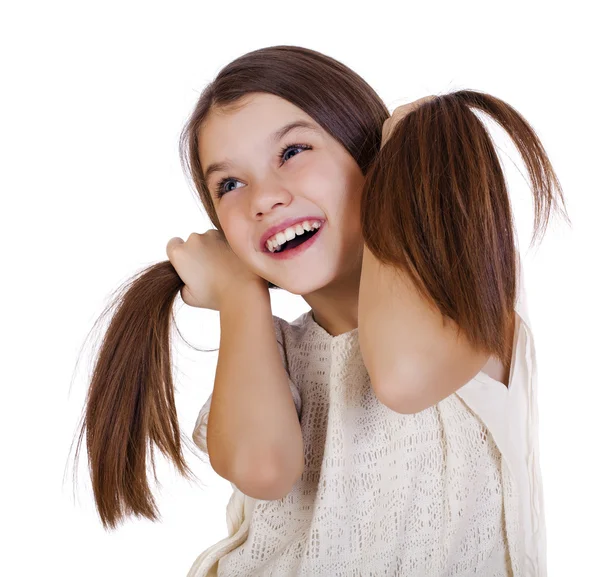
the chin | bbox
[269,272,333,296]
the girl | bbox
[72,45,569,576]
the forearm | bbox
[208,284,304,489]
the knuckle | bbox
[167,238,183,258]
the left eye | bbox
[214,143,312,198]
[279,143,311,163]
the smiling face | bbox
[198,92,366,296]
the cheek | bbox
[297,156,334,187]
[221,219,258,260]
[217,217,243,250]
[224,231,246,255]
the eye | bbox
[214,142,312,199]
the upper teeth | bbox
[266,220,322,252]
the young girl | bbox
[73,45,569,576]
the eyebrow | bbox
[203,120,321,185]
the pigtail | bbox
[68,45,564,533]
[67,42,388,532]
[361,89,571,366]
[69,260,211,530]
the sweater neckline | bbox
[307,310,360,341]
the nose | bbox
[250,180,293,217]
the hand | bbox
[166,229,268,311]
[381,95,437,150]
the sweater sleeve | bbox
[192,314,302,455]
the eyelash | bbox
[214,142,312,199]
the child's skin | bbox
[196,92,368,337]
[167,91,509,385]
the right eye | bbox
[215,176,242,197]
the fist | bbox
[381,95,437,150]
[166,229,267,310]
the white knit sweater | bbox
[187,258,547,576]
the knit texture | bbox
[187,261,546,576]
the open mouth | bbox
[272,228,319,253]
[265,223,324,258]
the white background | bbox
[1,1,597,575]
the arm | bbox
[358,244,491,414]
[208,283,304,500]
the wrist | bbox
[219,278,270,311]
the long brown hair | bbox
[68,45,570,531]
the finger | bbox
[392,95,437,121]
[415,94,437,106]
[166,237,184,258]
[180,285,192,306]
[382,95,438,149]
[381,118,393,147]
[404,95,436,116]
[181,285,201,308]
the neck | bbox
[302,260,362,337]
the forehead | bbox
[198,93,323,180]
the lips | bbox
[259,216,325,252]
